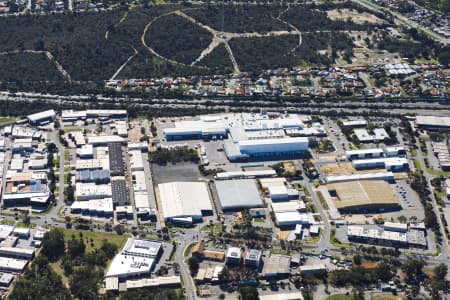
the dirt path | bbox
[142,7,304,74]
[109,47,138,80]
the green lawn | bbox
[0,219,15,226]
[371,294,403,300]
[414,160,422,172]
[426,167,450,177]
[16,222,36,228]
[64,151,70,161]
[0,117,16,124]
[184,242,196,257]
[316,191,329,210]
[201,223,223,235]
[330,227,351,247]
[62,229,127,253]
[270,248,292,255]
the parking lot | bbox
[151,162,202,185]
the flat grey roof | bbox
[214,179,263,211]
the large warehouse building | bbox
[158,182,213,224]
[215,179,264,211]
[163,113,312,161]
[327,180,400,213]
[224,137,309,161]
[415,115,450,131]
[27,109,55,126]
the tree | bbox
[430,263,448,298]
[100,240,118,259]
[9,255,71,300]
[70,266,101,300]
[219,266,231,282]
[113,224,124,235]
[41,228,65,262]
[239,286,259,300]
[401,259,425,283]
[353,255,362,265]
[433,263,448,280]
[187,256,200,276]
[67,237,86,259]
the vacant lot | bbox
[327,9,385,25]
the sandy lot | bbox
[327,9,385,25]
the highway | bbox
[353,0,449,45]
[0,92,448,118]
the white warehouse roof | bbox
[27,109,55,122]
[215,179,263,211]
[158,182,213,221]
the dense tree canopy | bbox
[41,228,65,262]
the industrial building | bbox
[341,120,367,127]
[105,238,163,279]
[87,135,125,147]
[3,172,50,206]
[129,150,144,171]
[271,201,306,214]
[215,169,276,180]
[224,137,309,161]
[262,254,291,277]
[243,249,262,268]
[75,183,112,200]
[324,172,395,184]
[384,222,408,232]
[108,143,125,176]
[345,149,384,160]
[76,169,110,184]
[346,147,406,161]
[225,247,242,264]
[327,180,400,213]
[70,198,114,217]
[385,146,406,157]
[259,293,304,300]
[353,128,389,143]
[75,159,105,171]
[0,257,28,273]
[158,182,213,224]
[347,225,427,249]
[76,144,93,158]
[431,141,450,171]
[415,115,450,130]
[352,157,409,171]
[111,179,130,206]
[61,109,127,122]
[268,185,299,202]
[214,179,263,211]
[163,113,312,161]
[274,211,315,227]
[27,110,55,126]
[134,191,156,220]
[124,276,181,291]
[259,177,287,192]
